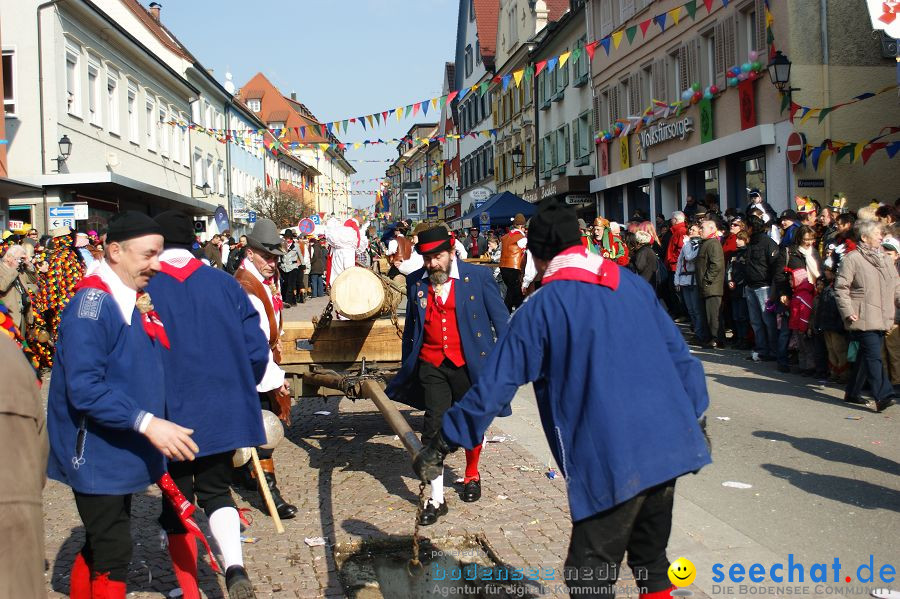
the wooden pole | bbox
[250,447,284,534]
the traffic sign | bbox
[248,211,257,223]
[64,203,89,220]
[479,212,490,225]
[214,206,229,232]
[310,214,321,225]
[50,217,75,229]
[787,132,806,165]
[49,206,76,218]
[298,218,314,234]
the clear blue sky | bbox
[157,0,459,211]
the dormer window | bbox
[247,99,261,112]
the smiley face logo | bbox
[668,557,697,587]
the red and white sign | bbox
[8,220,24,231]
[786,132,806,165]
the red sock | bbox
[167,533,201,599]
[640,586,675,599]
[90,572,127,599]
[464,443,483,483]
[70,552,91,599]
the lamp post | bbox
[445,184,456,205]
[767,50,801,98]
[52,134,73,172]
[511,146,523,177]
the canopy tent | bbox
[459,191,536,228]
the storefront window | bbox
[736,154,766,212]
[604,188,624,223]
[628,181,651,221]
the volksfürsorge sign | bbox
[639,117,694,150]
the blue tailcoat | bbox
[386,260,510,415]
[145,264,268,457]
[47,288,167,495]
[441,267,712,522]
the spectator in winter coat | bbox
[674,223,707,343]
[744,216,782,362]
[810,267,849,383]
[628,230,659,288]
[726,232,751,349]
[696,220,726,348]
[308,237,328,298]
[774,225,822,375]
[834,219,899,412]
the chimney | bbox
[148,2,161,22]
[290,91,297,101]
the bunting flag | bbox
[800,128,900,167]
[787,85,897,124]
[612,30,624,49]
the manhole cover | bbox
[334,535,542,599]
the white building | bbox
[2,0,218,232]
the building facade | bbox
[225,83,267,231]
[586,0,897,222]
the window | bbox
[465,45,473,78]
[127,84,139,144]
[206,155,215,193]
[158,103,169,156]
[192,99,202,123]
[171,109,180,163]
[469,0,475,22]
[180,113,189,163]
[642,64,653,109]
[556,125,569,169]
[701,31,716,90]
[217,160,225,195]
[476,41,481,65]
[524,77,532,106]
[541,134,555,176]
[524,139,533,168]
[247,98,261,113]
[193,149,204,187]
[619,0,636,23]
[573,36,589,85]
[573,111,593,165]
[508,8,518,49]
[204,102,212,129]
[620,78,631,117]
[268,121,285,131]
[669,49,681,100]
[106,70,119,134]
[65,44,81,116]
[87,60,101,126]
[2,49,16,116]
[146,96,157,151]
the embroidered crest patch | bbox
[77,289,106,321]
[419,298,428,309]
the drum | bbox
[330,266,403,320]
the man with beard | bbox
[387,226,509,525]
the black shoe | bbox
[258,460,298,519]
[759,355,776,362]
[875,397,894,412]
[461,479,481,503]
[418,501,448,526]
[283,302,293,309]
[844,396,867,405]
[777,364,791,373]
[225,565,257,599]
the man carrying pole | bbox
[413,199,712,598]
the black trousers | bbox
[565,479,676,598]
[73,492,133,582]
[500,267,523,312]
[417,360,472,444]
[846,330,895,402]
[283,268,300,304]
[257,391,280,460]
[159,452,236,533]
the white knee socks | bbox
[208,507,243,570]
[429,470,444,507]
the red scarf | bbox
[75,275,170,349]
[159,257,203,282]
[264,277,283,312]
[542,246,620,290]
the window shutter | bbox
[593,95,602,131]
[609,86,619,123]
[629,73,642,116]
[724,15,737,73]
[688,38,701,88]
[572,118,580,159]
[653,58,668,103]
[600,0,613,37]
[565,124,571,164]
[755,0,767,52]
[620,0,636,22]
[588,109,595,138]
[714,21,726,90]
[678,44,689,95]
[562,59,569,88]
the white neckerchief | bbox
[96,260,137,325]
[160,248,195,267]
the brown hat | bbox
[513,213,526,227]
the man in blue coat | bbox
[387,225,509,525]
[413,199,712,598]
[146,211,270,599]
[47,212,198,599]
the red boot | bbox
[69,553,91,599]
[90,572,126,599]
[167,533,201,599]
[640,587,675,599]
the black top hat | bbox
[415,226,452,255]
[245,218,284,256]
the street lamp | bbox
[445,184,456,204]
[767,51,800,96]
[511,146,524,174]
[52,135,73,171]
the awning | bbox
[0,177,41,197]
[460,191,537,227]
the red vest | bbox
[419,281,465,368]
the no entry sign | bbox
[787,132,806,165]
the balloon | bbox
[691,91,702,104]
[691,82,701,92]
[749,50,759,61]
[728,77,739,87]
[738,72,748,81]
[682,89,694,101]
[704,91,713,100]
[741,62,752,73]
[751,61,762,71]
[260,409,284,449]
[710,85,719,94]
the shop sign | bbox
[639,117,694,150]
[522,182,558,204]
[522,176,593,204]
[470,188,491,201]
[566,194,592,205]
[798,179,825,188]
